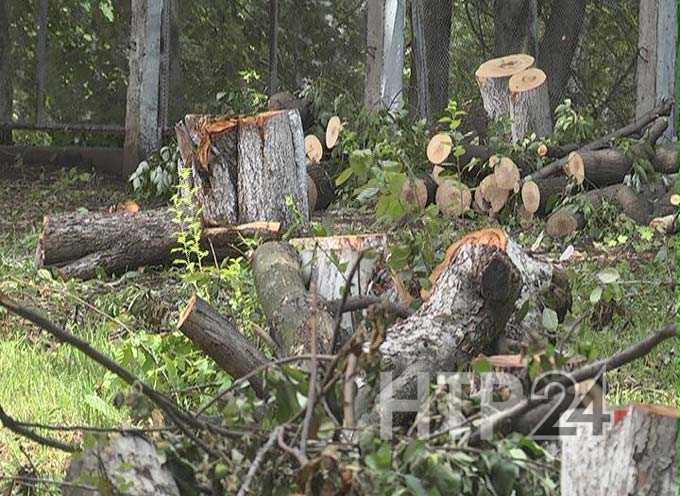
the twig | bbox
[330,251,365,352]
[236,426,283,496]
[14,420,172,435]
[277,427,308,466]
[300,284,319,457]
[0,476,97,492]
[0,404,77,453]
[251,322,282,357]
[330,294,413,319]
[342,353,358,438]
[470,322,676,443]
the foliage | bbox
[553,99,595,144]
[130,143,180,200]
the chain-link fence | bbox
[0,0,654,149]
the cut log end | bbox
[509,68,547,94]
[305,135,323,164]
[436,181,471,217]
[493,156,520,190]
[325,116,342,149]
[427,133,453,164]
[401,178,430,210]
[521,180,541,214]
[177,295,198,330]
[564,152,585,185]
[475,53,535,80]
[546,210,581,238]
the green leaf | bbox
[490,459,519,496]
[366,443,392,471]
[542,308,559,332]
[335,167,354,186]
[597,268,620,284]
[589,286,603,304]
[430,462,462,493]
[472,357,492,374]
[403,475,428,496]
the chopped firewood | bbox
[563,151,585,185]
[492,155,521,190]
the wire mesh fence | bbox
[0,0,651,145]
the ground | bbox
[0,161,675,482]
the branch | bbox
[0,294,201,433]
[527,98,674,182]
[236,426,283,496]
[470,322,676,443]
[0,404,77,453]
[330,295,413,319]
[300,286,319,457]
[330,250,365,351]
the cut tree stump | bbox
[35,207,280,280]
[178,296,268,396]
[175,110,309,228]
[546,184,651,238]
[560,404,678,495]
[289,234,387,333]
[509,68,552,142]
[475,54,534,123]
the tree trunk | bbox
[252,242,335,356]
[175,110,309,229]
[546,184,652,238]
[538,0,587,107]
[370,230,566,423]
[475,54,535,123]
[178,296,268,397]
[307,165,336,212]
[560,404,678,495]
[493,0,530,56]
[35,207,280,280]
[0,0,11,144]
[509,68,552,142]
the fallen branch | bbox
[0,404,77,453]
[471,322,676,443]
[236,426,284,496]
[527,99,674,182]
[330,294,413,319]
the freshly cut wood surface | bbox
[305,134,323,164]
[427,133,453,164]
[509,68,552,141]
[325,116,342,149]
[475,54,535,123]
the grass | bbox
[0,162,676,485]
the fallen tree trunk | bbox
[36,207,280,280]
[307,165,336,212]
[252,241,335,355]
[178,296,268,397]
[526,100,674,182]
[545,184,651,238]
[176,110,309,228]
[369,229,569,424]
[560,404,678,495]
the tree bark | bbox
[178,296,268,396]
[252,242,335,355]
[35,207,280,280]
[546,184,652,238]
[176,110,309,229]
[493,0,530,56]
[509,69,552,142]
[560,404,678,495]
[654,143,678,174]
[289,234,387,333]
[306,165,336,212]
[0,0,12,144]
[537,0,587,107]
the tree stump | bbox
[175,110,309,229]
[560,404,678,495]
[509,68,552,142]
[475,54,535,122]
[289,234,387,332]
